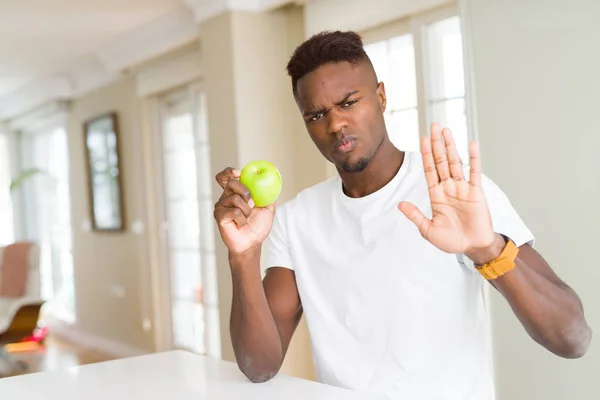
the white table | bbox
[0,350,378,399]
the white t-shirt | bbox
[264,151,534,400]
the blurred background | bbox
[0,0,597,398]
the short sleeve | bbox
[458,173,535,269]
[263,203,294,273]
[481,173,535,247]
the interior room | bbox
[0,0,597,399]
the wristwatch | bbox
[476,237,519,280]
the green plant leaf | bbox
[9,168,46,193]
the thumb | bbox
[398,201,431,238]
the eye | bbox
[343,100,358,108]
[309,112,324,122]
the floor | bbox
[1,335,116,379]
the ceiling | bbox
[0,0,184,98]
[0,0,302,120]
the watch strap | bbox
[476,238,519,280]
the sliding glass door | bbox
[157,84,220,357]
[0,133,15,246]
[20,126,75,323]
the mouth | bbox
[333,136,357,154]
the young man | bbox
[213,31,591,399]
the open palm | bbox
[398,123,496,255]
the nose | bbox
[326,108,347,136]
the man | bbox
[213,31,591,399]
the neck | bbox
[338,138,405,198]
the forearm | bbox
[492,256,591,358]
[473,236,592,358]
[229,247,283,382]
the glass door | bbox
[157,85,220,357]
[0,133,15,246]
[20,127,75,323]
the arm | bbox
[213,167,302,383]
[229,248,303,383]
[399,123,592,360]
[469,236,592,358]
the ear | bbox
[376,82,387,113]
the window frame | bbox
[17,120,76,324]
[360,3,476,158]
[0,129,16,246]
[150,81,221,359]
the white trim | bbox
[408,2,459,25]
[412,20,430,140]
[183,0,299,22]
[184,0,231,22]
[361,19,411,45]
[260,0,309,11]
[0,62,120,123]
[5,130,24,240]
[95,7,199,74]
[0,77,71,122]
[134,45,203,98]
[7,101,69,134]
[49,320,148,359]
[148,83,222,358]
[410,3,461,140]
[304,0,453,36]
[139,97,171,353]
[67,58,123,98]
[458,0,491,383]
[0,8,196,122]
[458,0,479,144]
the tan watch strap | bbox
[476,239,519,280]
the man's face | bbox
[295,61,387,173]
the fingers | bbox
[442,128,464,181]
[223,179,253,205]
[430,123,450,181]
[215,167,240,189]
[398,202,431,239]
[221,194,254,218]
[469,141,482,187]
[214,167,255,229]
[420,136,439,189]
[214,206,246,228]
[215,193,254,228]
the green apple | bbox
[239,160,282,207]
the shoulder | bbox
[267,176,337,246]
[275,175,338,217]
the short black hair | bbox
[286,30,371,98]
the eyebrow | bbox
[302,90,360,117]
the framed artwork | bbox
[83,113,125,232]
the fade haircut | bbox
[286,30,372,98]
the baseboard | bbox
[48,319,148,359]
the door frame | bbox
[147,81,215,354]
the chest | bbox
[290,195,474,299]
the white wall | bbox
[67,77,154,354]
[462,0,599,398]
[201,6,319,379]
[304,0,450,35]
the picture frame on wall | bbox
[83,112,125,232]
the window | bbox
[0,133,15,246]
[158,85,220,358]
[365,34,420,152]
[20,127,75,323]
[364,12,470,162]
[426,16,469,163]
